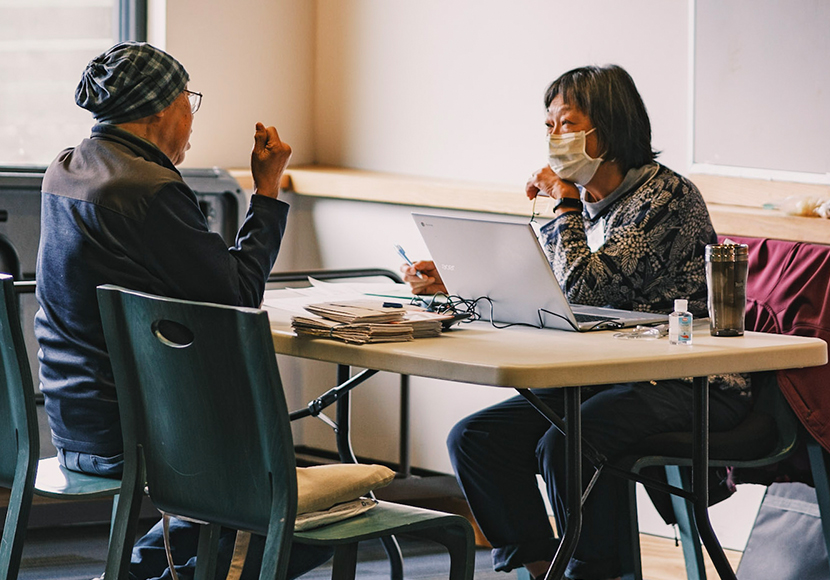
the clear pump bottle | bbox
[669,299,693,345]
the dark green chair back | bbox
[97,285,297,580]
[0,274,39,579]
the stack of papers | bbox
[291,300,449,344]
[292,316,414,344]
[398,310,446,338]
[304,302,406,324]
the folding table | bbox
[263,293,827,580]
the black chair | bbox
[97,284,474,580]
[0,235,22,281]
[807,438,830,565]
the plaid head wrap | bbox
[75,42,189,125]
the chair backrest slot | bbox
[151,319,194,348]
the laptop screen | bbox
[413,213,582,330]
[412,213,667,332]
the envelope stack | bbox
[291,300,446,344]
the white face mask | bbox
[547,128,603,186]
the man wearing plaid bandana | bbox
[35,42,331,580]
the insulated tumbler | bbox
[705,243,749,336]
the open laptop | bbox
[412,213,668,332]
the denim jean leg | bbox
[56,447,124,477]
[537,381,750,580]
[447,392,566,572]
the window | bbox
[0,0,146,167]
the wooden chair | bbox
[97,284,474,580]
[0,275,120,580]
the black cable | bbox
[538,308,625,331]
[416,293,479,320]
[430,294,545,330]
[537,307,579,331]
[414,293,625,333]
[474,296,541,330]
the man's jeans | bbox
[57,447,124,478]
[56,447,333,580]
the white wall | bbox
[165,0,692,177]
[159,0,317,169]
[314,0,690,184]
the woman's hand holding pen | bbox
[400,260,447,295]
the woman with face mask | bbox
[403,65,751,580]
[405,66,712,312]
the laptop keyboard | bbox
[574,312,615,323]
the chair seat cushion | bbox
[296,464,395,514]
[294,497,378,531]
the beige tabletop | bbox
[263,297,828,388]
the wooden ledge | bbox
[707,204,830,244]
[232,165,536,217]
[691,173,830,208]
[229,165,830,244]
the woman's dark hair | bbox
[544,64,659,172]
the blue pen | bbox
[395,244,424,279]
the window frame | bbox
[119,0,147,43]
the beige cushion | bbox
[296,464,395,514]
[294,497,378,531]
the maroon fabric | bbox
[721,235,830,452]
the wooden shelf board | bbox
[228,165,830,244]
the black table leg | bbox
[399,374,411,478]
[692,375,736,580]
[538,386,582,580]
[516,387,591,580]
[335,365,404,580]
[552,386,583,579]
[519,378,738,580]
[335,365,356,463]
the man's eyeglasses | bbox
[184,89,202,114]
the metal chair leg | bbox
[331,544,360,580]
[335,365,404,580]
[666,465,706,580]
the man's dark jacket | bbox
[36,124,288,456]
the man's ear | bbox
[152,94,184,123]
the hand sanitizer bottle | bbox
[669,299,693,345]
